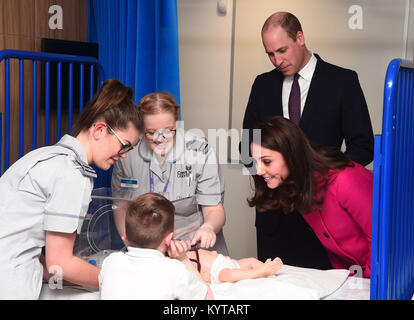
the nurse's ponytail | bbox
[71,79,143,136]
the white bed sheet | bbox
[323,276,370,300]
[39,283,99,300]
[211,264,350,300]
[39,264,353,300]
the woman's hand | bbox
[195,203,226,249]
[191,224,216,249]
[45,231,100,289]
[168,239,191,261]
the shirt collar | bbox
[125,246,165,259]
[298,52,317,82]
[57,134,89,164]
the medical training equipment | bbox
[73,188,128,267]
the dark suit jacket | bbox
[242,54,374,268]
[243,54,374,166]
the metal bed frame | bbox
[371,58,414,300]
[0,49,110,187]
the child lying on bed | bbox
[168,239,283,286]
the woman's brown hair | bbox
[247,116,353,214]
[71,79,143,136]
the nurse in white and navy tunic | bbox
[112,92,228,255]
[0,79,142,299]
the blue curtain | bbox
[88,0,180,188]
[88,0,180,104]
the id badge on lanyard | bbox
[149,162,173,196]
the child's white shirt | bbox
[99,246,208,300]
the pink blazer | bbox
[302,162,372,278]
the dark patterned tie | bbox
[288,73,301,125]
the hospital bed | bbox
[40,188,371,300]
[1,50,413,300]
[39,188,364,300]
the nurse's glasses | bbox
[144,129,177,141]
[107,123,134,156]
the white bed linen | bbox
[39,283,99,300]
[323,276,370,300]
[211,264,350,300]
[39,256,352,300]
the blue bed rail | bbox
[0,49,111,188]
[371,59,414,300]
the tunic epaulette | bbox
[72,159,98,178]
[56,142,97,178]
[185,139,209,155]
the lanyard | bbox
[149,162,173,194]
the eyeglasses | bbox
[107,123,133,156]
[144,129,177,141]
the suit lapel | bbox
[300,54,324,131]
[271,69,284,117]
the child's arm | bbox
[168,240,214,300]
[237,257,266,270]
[219,257,282,283]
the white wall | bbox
[178,0,257,259]
[177,0,414,259]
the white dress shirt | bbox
[282,52,317,120]
[99,247,208,300]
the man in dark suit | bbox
[242,12,374,269]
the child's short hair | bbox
[125,193,175,249]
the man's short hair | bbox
[125,193,175,249]
[262,11,303,41]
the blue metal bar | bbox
[80,64,84,112]
[0,49,106,184]
[45,61,50,146]
[0,50,105,77]
[19,59,24,157]
[4,58,10,171]
[57,62,62,140]
[370,135,382,300]
[68,63,73,132]
[0,49,105,95]
[32,60,37,149]
[90,64,94,100]
[371,59,414,300]
[378,59,399,300]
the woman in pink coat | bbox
[248,116,372,277]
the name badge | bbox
[120,178,138,189]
